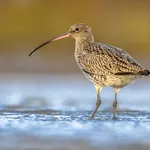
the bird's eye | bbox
[75,28,79,32]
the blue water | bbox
[0,74,150,150]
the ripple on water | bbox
[0,110,150,149]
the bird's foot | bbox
[112,117,117,120]
[89,116,94,119]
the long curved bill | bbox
[29,32,70,56]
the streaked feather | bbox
[76,43,145,76]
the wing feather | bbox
[78,43,145,76]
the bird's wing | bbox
[79,43,145,76]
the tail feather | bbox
[138,70,150,76]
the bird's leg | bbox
[113,88,120,120]
[90,86,102,118]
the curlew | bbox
[29,23,150,119]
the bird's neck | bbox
[76,31,94,43]
[74,32,94,60]
[75,35,94,61]
[75,32,94,50]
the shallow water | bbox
[0,74,150,150]
[0,110,150,150]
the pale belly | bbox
[102,75,136,88]
[82,71,136,88]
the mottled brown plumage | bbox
[29,23,150,119]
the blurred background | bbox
[0,0,150,111]
[0,1,150,149]
[0,0,150,108]
[1,0,150,73]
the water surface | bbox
[0,74,150,150]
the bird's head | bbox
[69,23,92,40]
[29,23,93,56]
